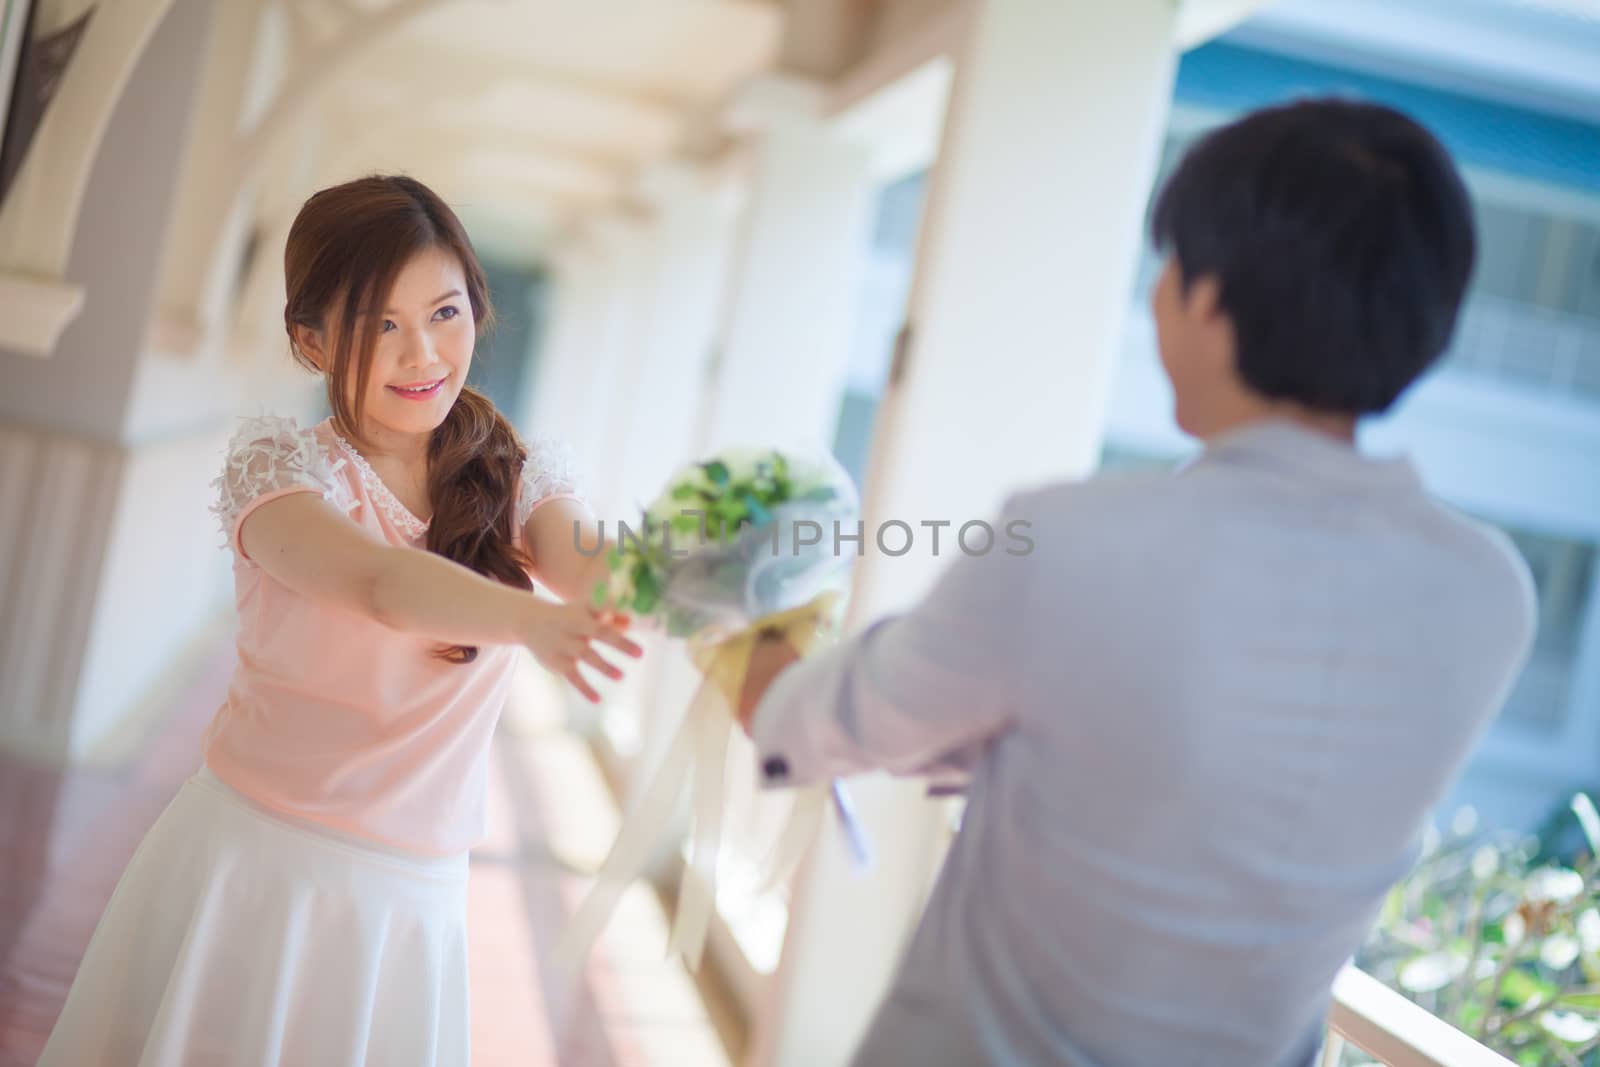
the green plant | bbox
[1356,796,1600,1066]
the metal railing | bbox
[1322,965,1517,1067]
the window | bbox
[1447,199,1600,401]
[1096,443,1182,476]
[830,172,929,489]
[1493,526,1596,734]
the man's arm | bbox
[739,499,1032,790]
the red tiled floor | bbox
[0,646,733,1067]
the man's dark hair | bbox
[1150,98,1476,415]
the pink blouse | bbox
[205,415,581,857]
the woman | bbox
[39,175,639,1065]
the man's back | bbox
[747,98,1507,1067]
[851,420,1535,1066]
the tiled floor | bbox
[0,645,738,1066]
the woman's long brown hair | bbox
[283,175,531,663]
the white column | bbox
[0,0,225,763]
[526,217,653,523]
[148,0,266,358]
[604,166,746,789]
[524,235,611,444]
[604,167,741,515]
[752,4,1179,1066]
[697,78,876,457]
[856,0,1179,612]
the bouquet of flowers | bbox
[592,448,858,637]
[557,449,869,973]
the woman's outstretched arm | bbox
[241,492,641,700]
[522,497,615,608]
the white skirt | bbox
[38,767,472,1067]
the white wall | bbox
[0,426,121,758]
[71,423,235,758]
[0,0,242,763]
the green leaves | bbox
[1358,801,1600,1065]
[1556,992,1600,1013]
[1500,967,1558,1009]
[631,563,660,615]
[741,493,771,528]
[702,460,730,487]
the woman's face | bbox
[350,245,476,439]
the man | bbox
[738,100,1536,1066]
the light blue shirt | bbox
[754,420,1536,1067]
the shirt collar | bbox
[1188,417,1423,494]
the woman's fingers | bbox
[581,646,624,682]
[565,664,601,704]
[589,623,644,659]
[554,605,642,656]
[534,604,641,701]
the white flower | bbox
[644,456,744,532]
[1505,910,1527,947]
[1452,806,1479,837]
[1527,868,1586,905]
[1542,933,1581,971]
[1471,846,1500,880]
[1399,952,1467,993]
[1578,908,1600,954]
[1541,1011,1600,1043]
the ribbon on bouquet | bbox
[554,590,871,975]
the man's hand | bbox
[737,632,800,735]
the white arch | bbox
[0,0,176,356]
[153,0,472,358]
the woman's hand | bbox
[522,599,644,703]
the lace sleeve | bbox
[516,434,584,528]
[210,415,357,559]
